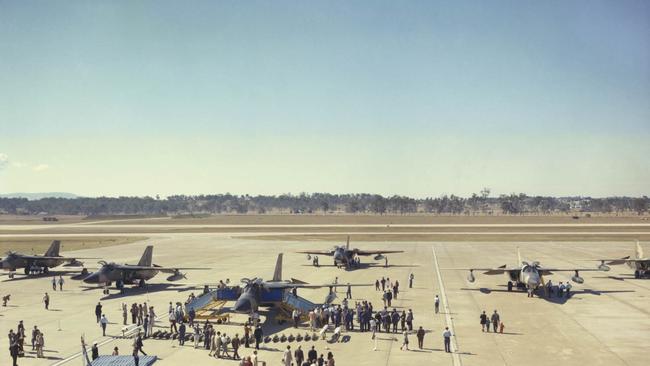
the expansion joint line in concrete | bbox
[432,244,463,366]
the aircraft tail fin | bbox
[137,246,154,266]
[346,236,350,251]
[636,240,644,259]
[44,240,61,257]
[272,253,283,282]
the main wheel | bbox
[24,267,30,275]
[507,281,513,292]
[43,267,49,274]
[139,279,146,288]
[635,270,640,279]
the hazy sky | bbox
[1,1,648,198]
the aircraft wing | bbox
[443,266,518,275]
[538,267,603,274]
[296,250,335,256]
[354,250,404,256]
[18,255,99,260]
[115,265,209,271]
[264,282,372,289]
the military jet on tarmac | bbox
[1,240,94,276]
[209,253,369,314]
[82,245,208,289]
[592,241,650,279]
[296,236,404,269]
[449,249,602,296]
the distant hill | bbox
[0,192,79,200]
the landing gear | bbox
[507,281,513,292]
[634,270,640,279]
[138,279,146,288]
[24,267,30,275]
[43,267,49,274]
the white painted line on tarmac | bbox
[432,244,462,366]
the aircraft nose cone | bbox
[234,298,252,313]
[83,273,100,284]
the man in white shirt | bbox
[282,345,293,366]
[442,327,452,353]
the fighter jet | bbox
[592,241,650,279]
[82,245,207,288]
[450,248,601,295]
[215,253,369,314]
[1,240,93,276]
[296,236,404,269]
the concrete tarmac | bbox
[1,234,648,365]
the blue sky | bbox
[0,1,648,197]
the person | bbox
[176,322,185,346]
[546,279,553,298]
[243,323,251,348]
[375,279,380,291]
[308,345,318,363]
[132,346,140,366]
[10,339,20,366]
[480,311,488,332]
[95,302,102,323]
[282,345,293,366]
[381,277,386,291]
[122,303,128,325]
[211,331,221,358]
[112,346,119,356]
[251,350,259,366]
[58,275,64,291]
[35,331,44,358]
[31,326,39,351]
[434,295,440,314]
[232,334,241,360]
[491,310,500,333]
[292,309,300,328]
[318,354,325,366]
[52,276,57,291]
[148,307,155,335]
[565,282,572,298]
[442,327,452,353]
[393,281,399,299]
[43,292,50,310]
[143,314,149,338]
[416,326,425,349]
[400,330,409,351]
[100,314,108,336]
[346,284,352,299]
[558,282,565,298]
[294,345,304,366]
[91,341,99,360]
[169,309,178,334]
[406,309,414,331]
[221,333,230,359]
[253,325,262,350]
[188,307,196,327]
[193,323,201,349]
[327,351,335,366]
[499,321,505,334]
[409,273,414,288]
[135,332,146,355]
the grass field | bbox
[91,214,650,225]
[0,236,148,255]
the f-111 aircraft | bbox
[1,240,93,276]
[592,241,650,279]
[448,248,602,296]
[297,236,404,269]
[82,245,208,288]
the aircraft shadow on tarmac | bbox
[1,269,84,282]
[593,274,649,281]
[79,283,192,300]
[460,287,634,304]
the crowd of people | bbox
[8,321,46,366]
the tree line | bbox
[0,191,647,216]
